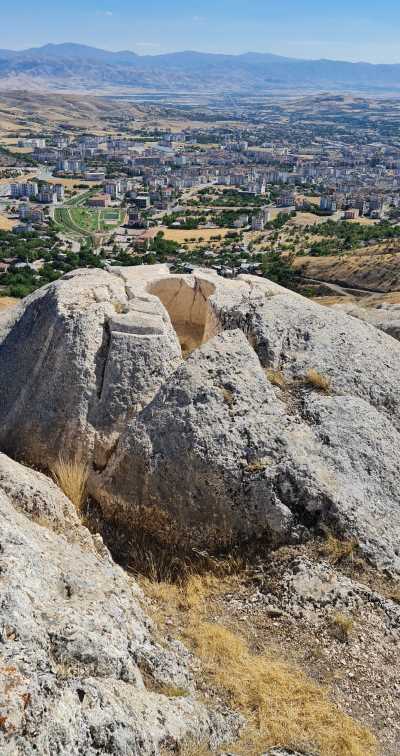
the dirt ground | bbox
[0,297,18,311]
[161,227,231,243]
[0,213,17,230]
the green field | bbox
[54,206,126,237]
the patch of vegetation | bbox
[51,456,88,514]
[318,534,358,565]
[143,574,377,756]
[261,250,295,287]
[305,368,331,394]
[330,613,354,643]
[265,368,287,389]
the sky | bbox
[1,0,400,64]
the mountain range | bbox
[1,43,400,94]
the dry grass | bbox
[221,386,235,406]
[188,621,376,755]
[157,684,188,698]
[161,227,230,244]
[265,368,287,389]
[331,613,354,643]
[319,534,358,565]
[141,572,377,756]
[51,456,88,514]
[183,619,376,756]
[387,588,400,605]
[112,300,128,314]
[161,741,212,756]
[244,458,270,474]
[0,213,17,231]
[305,368,331,393]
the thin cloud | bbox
[97,10,113,16]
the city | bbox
[2,92,400,301]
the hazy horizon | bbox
[2,42,400,67]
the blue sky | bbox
[1,0,400,63]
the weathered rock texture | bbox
[0,455,241,754]
[1,265,400,571]
[331,299,400,342]
[0,267,182,469]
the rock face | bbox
[0,267,182,469]
[1,265,400,571]
[331,299,400,342]
[0,455,241,755]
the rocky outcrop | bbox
[331,299,400,342]
[0,267,182,469]
[0,456,241,755]
[2,265,400,571]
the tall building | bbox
[320,196,337,213]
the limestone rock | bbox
[279,557,400,629]
[0,267,182,469]
[91,328,295,548]
[2,265,400,571]
[0,456,241,755]
[331,299,400,342]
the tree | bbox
[261,251,295,288]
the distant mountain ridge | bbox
[0,43,400,94]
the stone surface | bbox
[331,299,400,342]
[2,265,400,571]
[0,267,182,469]
[279,556,400,629]
[0,457,241,755]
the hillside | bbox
[1,265,400,754]
[1,44,400,94]
[295,242,400,293]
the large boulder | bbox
[0,456,241,755]
[92,331,400,571]
[0,267,182,468]
[90,329,295,549]
[2,265,400,570]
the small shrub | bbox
[305,368,331,393]
[52,456,88,514]
[331,613,354,642]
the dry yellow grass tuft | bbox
[221,387,235,406]
[161,741,212,756]
[319,534,358,564]
[331,613,354,643]
[245,458,270,474]
[305,368,331,393]
[52,456,88,514]
[265,368,287,389]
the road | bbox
[297,276,386,297]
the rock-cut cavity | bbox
[147,276,219,355]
